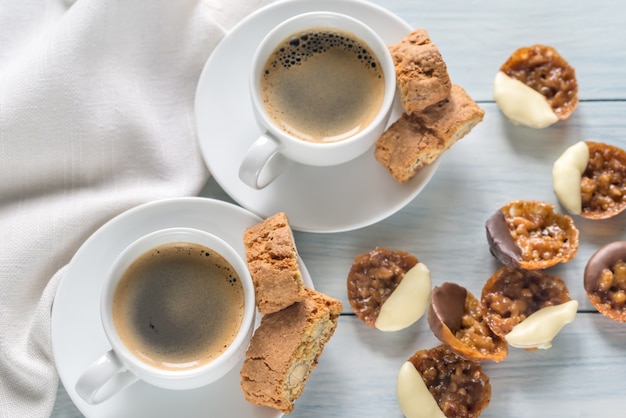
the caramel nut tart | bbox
[584,241,626,322]
[485,200,579,270]
[553,141,626,219]
[428,282,508,362]
[397,344,491,418]
[481,266,576,349]
[346,247,431,331]
[494,44,578,128]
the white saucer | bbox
[195,0,439,233]
[51,197,313,418]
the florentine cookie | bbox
[584,241,626,322]
[346,247,432,331]
[553,141,626,219]
[494,44,578,128]
[388,29,452,114]
[481,266,576,349]
[375,84,484,183]
[397,344,492,418]
[243,212,306,314]
[240,288,342,414]
[485,200,579,270]
[428,282,508,362]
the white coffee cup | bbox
[75,227,256,405]
[239,11,397,189]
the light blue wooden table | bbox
[53,0,626,416]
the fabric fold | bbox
[0,0,268,415]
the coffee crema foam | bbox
[261,29,385,143]
[112,242,244,371]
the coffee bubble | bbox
[260,28,386,143]
[265,30,381,76]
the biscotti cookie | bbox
[375,84,484,183]
[243,212,306,314]
[388,28,451,114]
[240,288,342,414]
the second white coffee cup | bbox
[75,227,256,405]
[239,11,397,189]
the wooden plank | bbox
[53,312,626,418]
[292,101,626,314]
[373,0,626,101]
[289,313,626,418]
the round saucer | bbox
[195,0,439,233]
[51,197,313,418]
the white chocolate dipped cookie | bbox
[553,141,626,219]
[397,345,491,418]
[481,266,574,349]
[494,44,578,128]
[347,247,431,331]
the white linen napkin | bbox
[0,0,268,416]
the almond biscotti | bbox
[243,212,306,314]
[388,28,451,114]
[240,288,342,414]
[375,84,484,183]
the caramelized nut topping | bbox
[487,200,579,270]
[584,241,626,321]
[429,283,508,362]
[481,266,571,339]
[580,141,626,219]
[347,247,418,328]
[500,44,578,120]
[407,345,491,418]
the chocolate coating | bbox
[430,282,467,332]
[584,241,626,292]
[485,210,522,266]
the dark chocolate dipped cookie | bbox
[428,282,507,362]
[584,241,626,322]
[485,200,579,270]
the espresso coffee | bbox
[260,28,385,143]
[112,242,244,371]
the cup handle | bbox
[238,134,290,189]
[75,350,139,405]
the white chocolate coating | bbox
[505,299,578,349]
[397,361,446,418]
[552,141,589,215]
[375,262,431,331]
[493,71,559,129]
